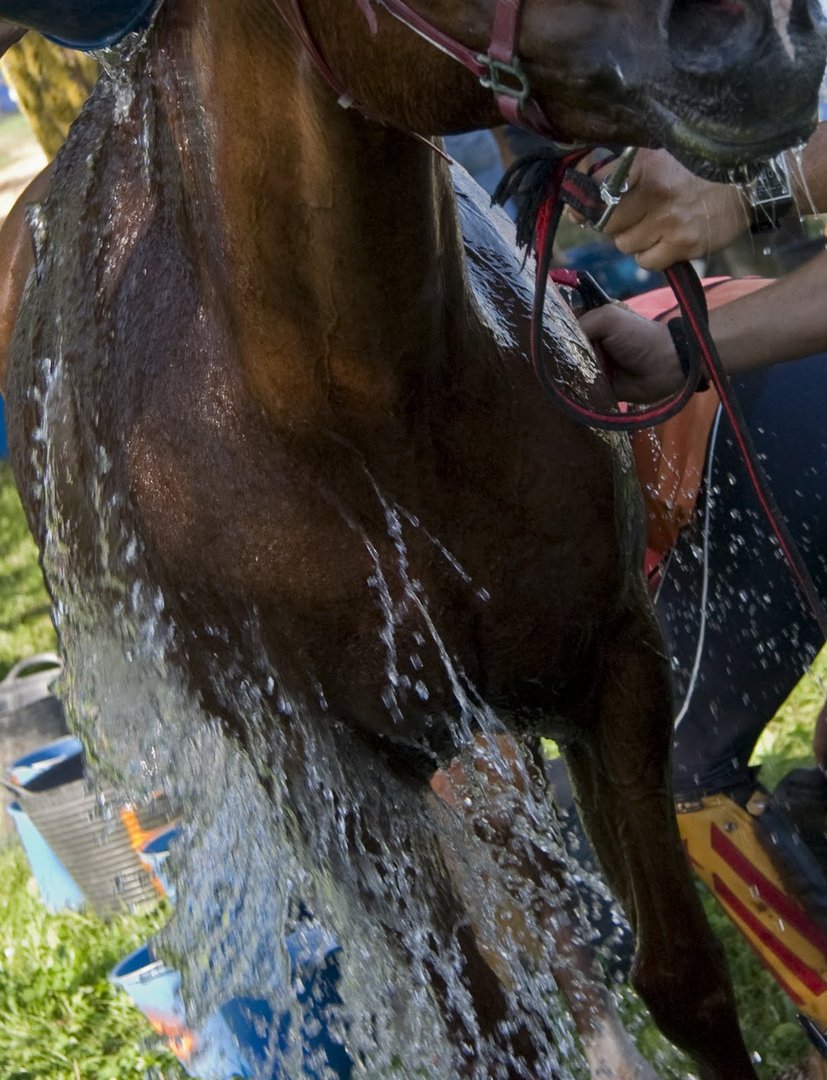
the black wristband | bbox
[667,316,709,393]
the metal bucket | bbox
[6,736,174,917]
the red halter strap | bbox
[271,0,361,109]
[271,0,565,138]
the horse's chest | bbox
[14,317,625,744]
[118,360,621,737]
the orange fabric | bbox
[627,277,773,557]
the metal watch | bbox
[748,154,794,233]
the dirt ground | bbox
[0,111,46,223]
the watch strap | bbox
[748,155,793,233]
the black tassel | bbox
[491,148,566,253]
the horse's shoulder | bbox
[451,163,607,402]
[452,163,535,343]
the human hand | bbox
[579,303,684,403]
[593,149,750,271]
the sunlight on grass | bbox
[0,844,184,1080]
[0,461,56,678]
[752,646,827,790]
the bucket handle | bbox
[1,653,63,685]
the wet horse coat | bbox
[2,0,826,1076]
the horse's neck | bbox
[158,3,473,426]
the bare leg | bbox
[0,166,52,391]
[561,599,757,1080]
[0,23,25,56]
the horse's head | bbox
[298,0,826,178]
[508,0,827,176]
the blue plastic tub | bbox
[221,926,351,1079]
[138,823,181,902]
[111,945,252,1080]
[7,735,83,790]
[112,930,350,1079]
[6,800,85,912]
[125,826,350,1076]
[0,396,7,458]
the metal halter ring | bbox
[476,53,530,104]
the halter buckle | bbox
[476,53,530,105]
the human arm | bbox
[579,247,827,403]
[597,126,827,271]
[0,167,52,393]
[0,20,24,53]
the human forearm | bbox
[0,21,24,55]
[579,249,827,402]
[710,250,827,374]
[784,122,827,215]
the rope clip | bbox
[593,146,638,232]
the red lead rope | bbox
[530,160,704,432]
[530,168,827,640]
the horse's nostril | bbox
[668,0,757,69]
[704,0,747,16]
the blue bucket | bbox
[112,938,351,1080]
[111,945,252,1080]
[0,0,157,50]
[138,823,181,902]
[6,800,85,912]
[7,735,83,790]
[130,824,350,1076]
[219,926,351,1079]
[0,396,7,458]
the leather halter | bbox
[272,0,563,137]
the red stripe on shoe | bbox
[711,823,827,957]
[713,874,827,997]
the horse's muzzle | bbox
[651,0,827,170]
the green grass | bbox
[0,845,185,1080]
[754,646,827,790]
[0,461,824,1076]
[0,461,56,678]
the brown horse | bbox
[2,0,825,1076]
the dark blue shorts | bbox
[659,351,827,794]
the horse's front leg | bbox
[561,597,757,1080]
[430,733,657,1080]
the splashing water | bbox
[30,369,600,1076]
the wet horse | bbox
[2,0,825,1076]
